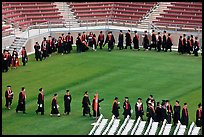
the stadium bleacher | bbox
[153,2,202,30]
[2,2,64,32]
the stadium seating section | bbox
[2,2,202,37]
[2,2,64,34]
[69,2,157,24]
[152,2,202,30]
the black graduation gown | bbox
[173,105,180,125]
[112,101,120,118]
[125,32,132,48]
[194,40,199,56]
[82,96,91,115]
[123,101,131,118]
[16,91,26,112]
[162,34,167,50]
[92,98,104,117]
[196,109,202,127]
[161,106,167,122]
[157,35,162,51]
[118,33,124,49]
[97,34,104,48]
[76,36,82,53]
[36,92,44,114]
[166,104,173,124]
[105,34,115,51]
[64,94,71,114]
[166,37,173,50]
[151,33,156,49]
[34,44,42,61]
[183,37,187,53]
[135,102,144,120]
[146,106,155,122]
[181,107,189,126]
[178,38,183,53]
[51,98,59,114]
[155,106,162,123]
[5,90,13,108]
[133,34,139,49]
[143,34,149,49]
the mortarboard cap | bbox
[7,85,11,87]
[115,97,118,100]
[54,93,57,96]
[138,97,142,100]
[198,103,202,107]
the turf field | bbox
[2,47,202,135]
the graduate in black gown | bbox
[135,98,144,120]
[82,91,92,117]
[125,30,132,49]
[196,103,202,127]
[104,31,115,52]
[173,100,180,126]
[16,87,26,114]
[157,32,162,52]
[165,33,173,52]
[178,36,183,54]
[97,31,105,50]
[34,42,42,61]
[64,90,72,115]
[161,100,167,122]
[112,97,120,119]
[36,88,44,115]
[5,85,14,109]
[155,102,162,123]
[118,30,124,50]
[143,30,149,51]
[146,103,155,122]
[181,103,189,126]
[166,100,173,124]
[133,30,140,50]
[162,30,167,51]
[150,30,156,50]
[194,36,200,56]
[123,97,131,119]
[50,93,60,117]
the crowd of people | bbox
[2,47,28,72]
[2,30,201,73]
[4,85,202,127]
[33,29,201,58]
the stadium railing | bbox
[88,114,103,135]
[116,115,130,135]
[121,119,135,135]
[102,115,115,135]
[93,118,108,135]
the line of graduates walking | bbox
[110,95,202,127]
[178,34,200,56]
[2,47,28,72]
[4,86,202,127]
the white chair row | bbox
[191,127,201,135]
[121,119,135,135]
[177,125,186,135]
[107,119,120,135]
[187,122,195,135]
[162,124,172,135]
[144,117,153,135]
[134,121,146,135]
[173,120,181,135]
[116,115,130,135]
[102,115,115,135]
[88,114,103,135]
[94,119,108,135]
[130,116,141,135]
[148,121,159,135]
[158,119,167,135]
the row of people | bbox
[2,47,28,72]
[5,85,202,127]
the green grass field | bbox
[2,47,202,135]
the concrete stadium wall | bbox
[2,35,15,51]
